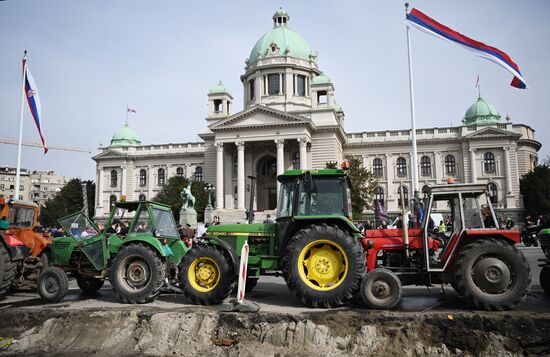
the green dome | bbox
[248,10,312,63]
[209,81,230,95]
[312,72,331,85]
[464,97,501,125]
[110,123,141,147]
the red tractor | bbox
[360,183,530,311]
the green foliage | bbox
[38,179,95,227]
[520,164,550,216]
[325,157,378,219]
[153,177,209,222]
[325,161,338,169]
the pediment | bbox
[92,149,127,160]
[464,126,520,139]
[209,105,312,131]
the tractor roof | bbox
[278,169,346,181]
[0,197,38,208]
[114,201,171,212]
[428,183,489,198]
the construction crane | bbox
[0,136,91,153]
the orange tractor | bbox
[0,197,51,296]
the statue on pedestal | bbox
[180,183,196,213]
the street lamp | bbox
[205,183,215,210]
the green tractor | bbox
[37,200,190,303]
[180,169,366,307]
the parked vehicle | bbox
[522,224,539,247]
[37,200,190,303]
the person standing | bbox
[263,214,275,224]
[0,216,9,230]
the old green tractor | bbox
[37,200,190,303]
[180,169,366,307]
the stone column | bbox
[215,143,224,209]
[147,166,153,199]
[470,148,477,183]
[236,142,245,209]
[298,138,308,170]
[362,155,368,169]
[276,139,285,194]
[121,167,127,197]
[434,151,442,183]
[503,147,513,195]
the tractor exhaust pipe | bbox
[400,184,410,259]
[246,175,257,224]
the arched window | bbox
[176,167,184,177]
[157,168,165,185]
[260,158,277,176]
[484,152,496,174]
[420,156,431,177]
[397,185,409,206]
[422,185,430,199]
[138,194,146,201]
[372,158,383,178]
[292,151,300,170]
[445,155,456,175]
[110,170,118,187]
[139,169,147,187]
[487,182,498,204]
[396,157,407,177]
[109,195,117,210]
[374,186,385,207]
[194,166,203,182]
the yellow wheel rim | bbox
[188,257,220,293]
[297,239,348,291]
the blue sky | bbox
[1,0,548,179]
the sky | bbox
[1,0,549,180]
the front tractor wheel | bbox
[109,243,166,304]
[282,224,366,308]
[361,268,402,310]
[453,238,531,310]
[179,245,234,305]
[37,267,69,303]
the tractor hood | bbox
[206,223,277,237]
[364,228,423,240]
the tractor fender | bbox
[0,232,29,261]
[203,237,240,275]
[117,236,172,258]
[292,216,361,235]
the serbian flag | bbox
[23,57,48,154]
[374,200,389,223]
[406,8,528,89]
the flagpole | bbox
[15,51,28,201]
[125,105,128,125]
[405,3,419,200]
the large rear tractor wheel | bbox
[110,243,166,304]
[0,244,17,296]
[179,245,234,305]
[361,268,402,310]
[37,267,69,303]
[77,277,105,293]
[453,238,531,310]
[282,224,366,308]
[540,267,550,296]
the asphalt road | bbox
[0,246,548,314]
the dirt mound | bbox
[0,308,549,356]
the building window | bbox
[249,79,255,100]
[139,169,147,187]
[317,90,327,105]
[261,158,277,176]
[420,156,431,177]
[109,195,116,210]
[139,194,146,201]
[422,185,430,199]
[214,99,222,113]
[292,151,300,170]
[194,166,203,182]
[445,155,456,175]
[110,170,117,187]
[157,168,165,185]
[398,186,409,206]
[296,75,306,96]
[484,152,496,174]
[374,186,384,207]
[396,157,407,177]
[373,158,383,178]
[267,73,280,95]
[487,182,498,204]
[176,167,184,177]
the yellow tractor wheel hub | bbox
[188,257,220,293]
[298,239,348,291]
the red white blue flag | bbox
[23,57,48,154]
[406,8,528,89]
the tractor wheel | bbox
[37,267,69,303]
[0,244,17,296]
[453,238,531,310]
[361,268,402,310]
[282,224,366,308]
[450,281,463,296]
[77,277,105,293]
[180,245,234,305]
[540,267,550,296]
[110,243,166,304]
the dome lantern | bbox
[273,7,289,27]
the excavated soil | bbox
[0,307,549,356]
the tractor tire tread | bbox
[0,244,17,295]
